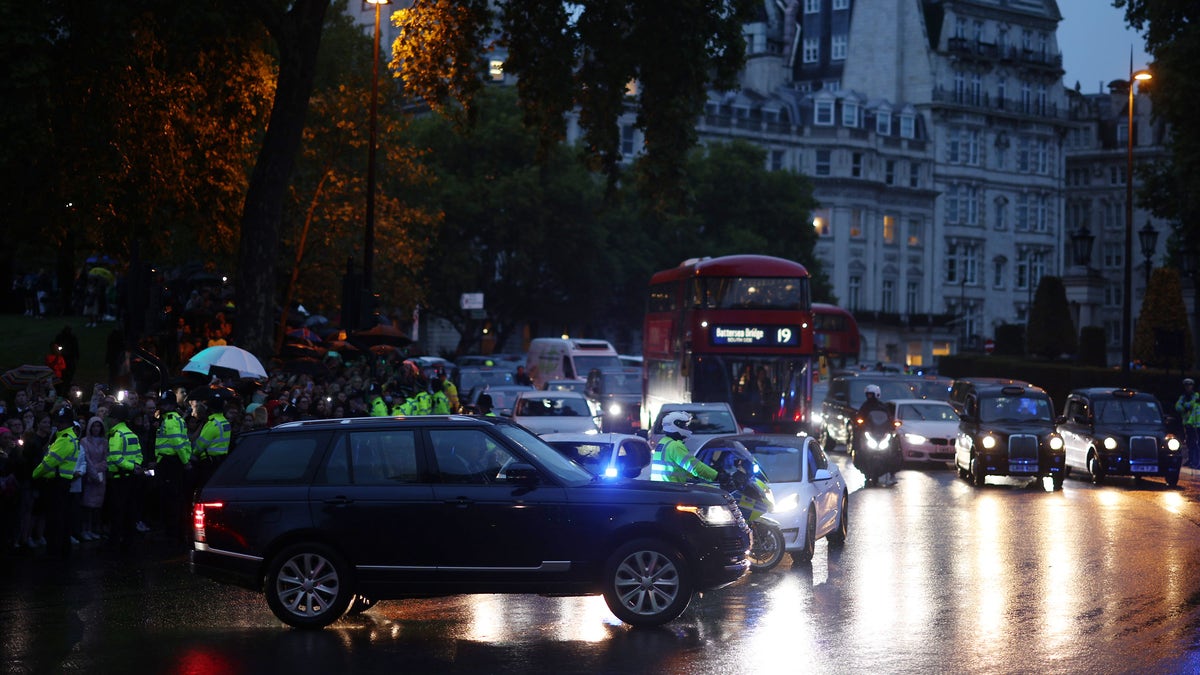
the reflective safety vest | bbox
[650,437,717,483]
[413,391,432,415]
[194,413,231,460]
[369,396,389,417]
[1176,393,1200,427]
[432,390,451,415]
[107,422,143,474]
[393,397,414,416]
[155,411,192,464]
[33,427,81,480]
[443,381,459,412]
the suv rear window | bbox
[245,436,326,483]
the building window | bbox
[997,76,1007,109]
[906,281,920,313]
[805,0,820,12]
[1017,136,1030,172]
[882,279,896,313]
[832,34,847,60]
[1030,250,1047,290]
[955,17,967,40]
[907,219,922,247]
[815,149,832,176]
[814,99,834,125]
[833,0,849,9]
[908,162,919,187]
[954,70,966,104]
[842,101,859,127]
[1033,193,1048,232]
[883,215,896,244]
[1021,81,1032,113]
[877,111,892,135]
[1105,282,1123,308]
[885,160,896,185]
[945,184,979,225]
[813,208,831,237]
[993,259,1006,289]
[1015,192,1029,230]
[970,74,982,106]
[994,199,1007,230]
[900,114,915,138]
[1037,84,1047,115]
[770,149,785,171]
[946,243,959,284]
[1035,139,1050,174]
[962,242,980,284]
[1102,242,1123,268]
[1117,122,1129,145]
[621,125,635,155]
[966,129,981,165]
[848,275,861,310]
[851,152,863,177]
[1104,319,1121,347]
[850,208,863,238]
[1016,258,1029,291]
[803,38,819,63]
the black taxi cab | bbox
[950,380,1066,489]
[1056,388,1183,487]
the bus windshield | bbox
[690,277,805,310]
[692,355,811,432]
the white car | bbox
[892,398,960,464]
[696,434,848,565]
[649,402,742,453]
[511,391,601,435]
[541,432,653,479]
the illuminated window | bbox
[907,219,922,247]
[489,60,504,81]
[882,215,896,244]
[813,208,832,236]
[850,208,863,238]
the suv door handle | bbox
[323,496,354,506]
[446,497,474,508]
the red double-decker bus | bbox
[812,303,861,373]
[642,254,823,434]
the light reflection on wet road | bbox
[3,457,1200,674]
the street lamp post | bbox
[1121,59,1152,382]
[1138,221,1158,290]
[363,0,390,303]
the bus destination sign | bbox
[711,325,800,347]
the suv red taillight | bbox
[193,502,222,543]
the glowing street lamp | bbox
[1121,61,1151,381]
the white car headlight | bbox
[1103,437,1118,451]
[905,433,928,445]
[1167,437,1181,452]
[773,493,800,513]
[1048,435,1063,451]
[812,412,824,426]
[677,504,736,526]
[608,402,622,416]
[982,435,997,450]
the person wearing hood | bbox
[79,415,108,542]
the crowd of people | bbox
[0,347,468,558]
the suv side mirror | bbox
[501,462,541,485]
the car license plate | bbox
[1009,463,1035,474]
[1131,464,1157,473]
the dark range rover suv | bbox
[191,415,750,629]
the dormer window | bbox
[876,108,892,135]
[842,101,859,127]
[814,99,835,125]
[900,113,915,138]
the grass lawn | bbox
[0,313,117,392]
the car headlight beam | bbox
[1103,437,1118,451]
[676,504,736,526]
[981,435,997,450]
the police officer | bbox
[650,411,717,483]
[32,405,82,556]
[193,391,233,489]
[1176,378,1200,468]
[431,375,452,414]
[367,383,389,417]
[153,391,192,545]
[106,403,143,550]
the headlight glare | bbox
[905,433,927,444]
[1103,437,1118,451]
[676,504,736,526]
[1048,436,1063,451]
[982,435,997,450]
[1167,437,1181,452]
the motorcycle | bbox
[698,444,786,572]
[851,406,901,486]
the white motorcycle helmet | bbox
[661,411,694,438]
[864,384,882,399]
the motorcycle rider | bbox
[651,411,718,483]
[857,384,898,485]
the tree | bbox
[233,0,333,359]
[1132,267,1193,370]
[1026,276,1076,359]
[406,87,609,354]
[1117,2,1200,251]
[390,0,758,212]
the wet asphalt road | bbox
[4,457,1200,674]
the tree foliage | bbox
[390,0,758,211]
[1026,276,1076,359]
[1117,0,1200,248]
[1132,267,1193,369]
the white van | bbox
[526,338,622,390]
